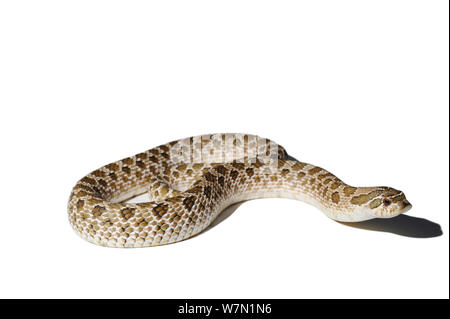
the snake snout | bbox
[369,192,412,219]
[400,200,412,213]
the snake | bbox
[68,133,412,248]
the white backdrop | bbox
[0,1,448,299]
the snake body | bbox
[68,134,412,248]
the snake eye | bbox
[383,199,391,206]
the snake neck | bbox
[205,160,365,222]
[210,160,408,222]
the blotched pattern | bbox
[68,134,412,247]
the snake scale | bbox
[68,133,412,248]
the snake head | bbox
[369,187,412,218]
[349,186,412,220]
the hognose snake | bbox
[68,134,412,247]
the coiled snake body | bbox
[68,134,412,248]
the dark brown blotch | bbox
[136,160,145,169]
[165,196,183,204]
[93,205,106,217]
[81,176,97,185]
[152,203,169,218]
[330,181,341,190]
[251,160,265,168]
[92,170,106,178]
[218,176,225,187]
[161,152,170,159]
[149,156,159,163]
[204,172,216,182]
[246,168,254,177]
[187,185,203,194]
[98,179,107,188]
[136,152,148,161]
[331,192,340,204]
[76,199,85,210]
[121,157,134,166]
[231,162,245,170]
[160,145,170,153]
[281,169,290,177]
[105,163,119,171]
[344,186,357,196]
[213,165,228,175]
[317,172,333,180]
[203,186,212,199]
[149,149,160,155]
[308,167,322,175]
[291,162,307,171]
[183,196,196,211]
[230,170,239,180]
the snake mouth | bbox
[370,200,412,218]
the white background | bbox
[0,1,448,299]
